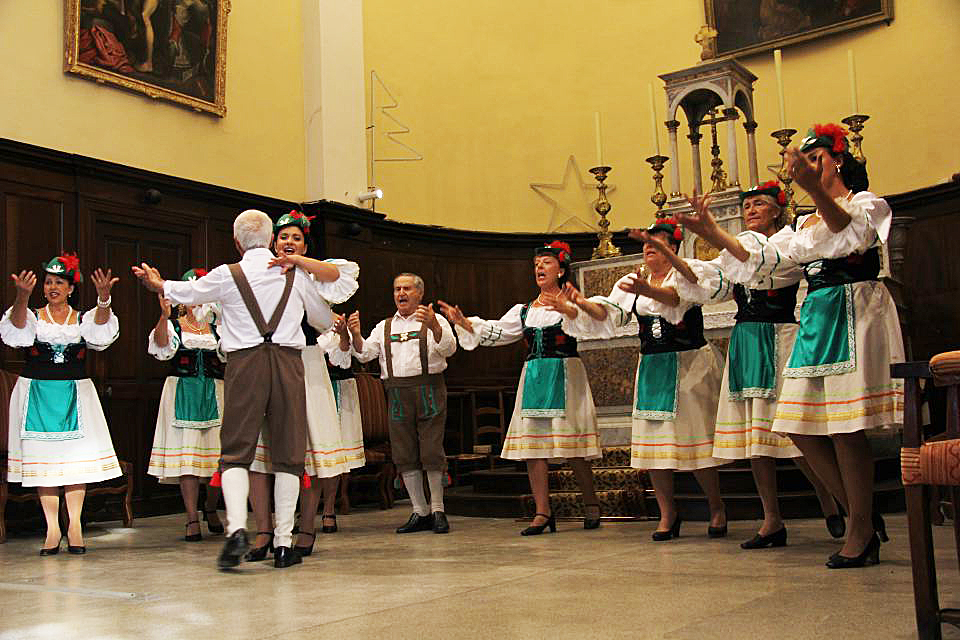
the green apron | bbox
[783,283,856,378]
[727,322,778,400]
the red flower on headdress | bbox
[289,210,316,223]
[59,252,80,273]
[757,180,787,206]
[656,217,684,241]
[193,268,208,278]
[545,240,572,263]
[813,123,849,153]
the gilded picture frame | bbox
[705,0,893,58]
[64,0,230,117]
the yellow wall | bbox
[363,1,960,232]
[0,1,307,202]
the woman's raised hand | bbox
[158,293,172,319]
[677,190,718,237]
[91,268,119,302]
[268,253,300,273]
[10,270,36,301]
[618,269,654,298]
[785,147,823,194]
[437,300,472,332]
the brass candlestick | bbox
[589,166,621,259]
[840,114,869,165]
[771,128,798,220]
[645,155,669,215]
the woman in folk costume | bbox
[438,241,602,535]
[146,268,225,541]
[1,254,120,555]
[645,183,842,549]
[245,211,360,560]
[763,124,901,568]
[313,317,366,534]
[563,220,727,540]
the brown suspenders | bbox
[227,264,295,343]
[383,317,431,381]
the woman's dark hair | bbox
[834,150,869,193]
[275,223,316,258]
[534,248,569,286]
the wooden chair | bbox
[893,355,960,639]
[352,372,396,509]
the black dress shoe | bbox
[294,532,316,557]
[432,511,450,534]
[203,509,225,535]
[396,513,434,534]
[873,512,889,543]
[825,534,881,569]
[825,514,846,539]
[652,515,682,541]
[39,545,60,556]
[273,546,303,568]
[583,504,602,530]
[67,545,86,555]
[521,513,556,536]
[321,514,338,534]
[741,527,787,549]
[184,520,202,542]
[708,524,728,538]
[244,532,274,562]
[217,529,250,569]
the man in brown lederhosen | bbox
[134,209,335,569]
[347,273,457,534]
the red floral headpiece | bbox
[194,267,208,278]
[800,123,849,154]
[60,252,80,273]
[742,180,787,206]
[648,217,683,242]
[538,240,572,264]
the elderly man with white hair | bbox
[347,272,457,534]
[133,209,337,569]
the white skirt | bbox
[7,377,122,487]
[713,323,802,460]
[147,376,223,482]
[773,281,905,436]
[250,345,364,477]
[631,344,725,471]
[331,377,365,472]
[501,357,601,461]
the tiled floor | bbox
[0,507,957,639]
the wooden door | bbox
[92,207,198,498]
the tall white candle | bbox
[594,112,604,167]
[773,49,786,129]
[648,83,661,155]
[847,49,859,114]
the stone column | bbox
[743,121,759,186]
[723,108,740,187]
[688,128,703,195]
[302,0,368,204]
[666,120,681,196]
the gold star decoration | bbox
[530,155,617,233]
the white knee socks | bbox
[401,471,430,516]
[273,472,300,548]
[426,470,445,513]
[221,467,249,536]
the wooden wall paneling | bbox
[89,199,198,497]
[0,178,78,371]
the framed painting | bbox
[705,0,893,58]
[64,0,229,117]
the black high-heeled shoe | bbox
[520,513,556,536]
[741,527,787,549]
[40,544,60,556]
[243,531,274,561]
[184,520,202,542]
[652,515,682,541]
[294,531,316,556]
[873,512,889,543]
[825,513,846,539]
[825,533,881,569]
[321,514,338,534]
[707,524,728,538]
[203,509,224,535]
[583,504,601,530]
